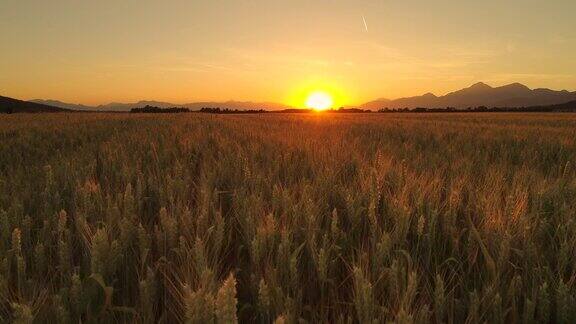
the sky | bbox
[1,0,575,107]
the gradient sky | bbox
[1,0,575,106]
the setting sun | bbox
[306,91,333,111]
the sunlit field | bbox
[1,113,576,323]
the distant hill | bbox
[31,99,294,112]
[361,98,392,110]
[362,82,576,109]
[29,99,93,111]
[1,96,68,113]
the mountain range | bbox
[29,99,294,112]
[360,82,576,110]
[3,82,576,112]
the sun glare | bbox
[306,91,333,111]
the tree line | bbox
[130,105,190,113]
[378,101,576,113]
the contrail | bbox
[362,15,368,32]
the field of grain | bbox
[0,113,575,323]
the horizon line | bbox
[11,81,576,108]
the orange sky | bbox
[1,0,575,106]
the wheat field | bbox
[1,113,575,323]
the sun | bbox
[305,91,333,111]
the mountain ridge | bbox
[361,82,576,109]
